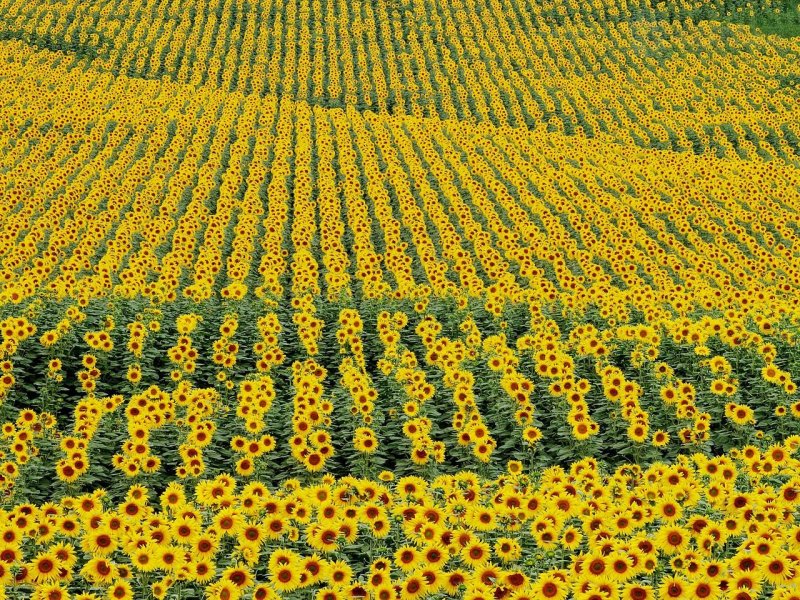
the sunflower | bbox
[621,582,654,600]
[372,584,395,600]
[656,499,683,523]
[395,546,421,572]
[159,483,186,512]
[158,546,185,573]
[401,573,427,600]
[270,561,300,592]
[762,552,794,585]
[652,430,669,447]
[151,578,172,600]
[531,571,568,599]
[688,579,720,599]
[468,507,497,532]
[369,518,390,538]
[306,524,340,553]
[206,580,243,600]
[56,461,81,484]
[627,423,648,443]
[35,583,70,600]
[50,542,77,569]
[213,508,244,537]
[655,526,690,554]
[193,534,219,557]
[561,526,583,550]
[171,517,200,544]
[236,457,255,476]
[252,584,279,600]
[502,569,528,590]
[0,543,21,565]
[325,560,353,587]
[238,522,266,549]
[302,555,325,586]
[728,404,755,426]
[522,426,542,445]
[315,587,343,600]
[220,564,254,590]
[583,552,608,579]
[81,557,117,584]
[421,544,446,569]
[461,540,491,567]
[189,559,216,583]
[608,553,633,582]
[494,537,522,562]
[107,580,134,600]
[658,576,688,599]
[130,545,161,572]
[29,552,60,583]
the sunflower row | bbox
[1,42,799,325]
[0,443,800,598]
[2,0,799,161]
[0,291,797,491]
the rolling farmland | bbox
[1,0,800,598]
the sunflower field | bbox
[1,0,800,597]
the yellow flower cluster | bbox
[174,384,221,479]
[113,386,174,477]
[166,328,199,380]
[83,330,113,353]
[0,410,53,493]
[212,314,240,373]
[253,313,285,373]
[292,296,324,357]
[57,393,123,484]
[418,317,495,463]
[377,312,443,464]
[0,317,35,358]
[482,332,540,446]
[291,360,334,472]
[231,375,278,476]
[0,444,799,599]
